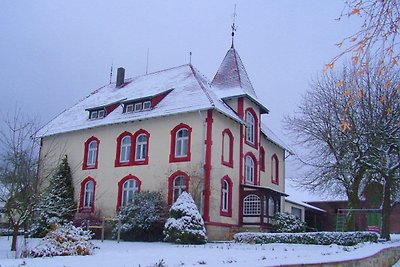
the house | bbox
[284,197,325,223]
[37,44,293,240]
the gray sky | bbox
[0,1,361,201]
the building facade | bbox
[38,46,292,240]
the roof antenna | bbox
[231,4,237,48]
[109,60,113,84]
[146,48,149,74]
[189,51,192,65]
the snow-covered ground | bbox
[0,235,399,267]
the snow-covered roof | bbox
[211,48,269,114]
[37,64,243,137]
[260,122,294,155]
[285,197,326,213]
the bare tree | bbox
[0,110,41,252]
[329,0,400,70]
[286,62,400,238]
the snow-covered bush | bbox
[31,156,76,237]
[234,231,379,246]
[164,192,207,244]
[30,223,95,257]
[271,212,306,233]
[116,191,167,241]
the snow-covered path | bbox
[0,235,399,267]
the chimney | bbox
[116,67,125,87]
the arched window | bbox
[176,129,189,157]
[245,155,255,185]
[244,108,258,148]
[173,175,187,202]
[168,171,189,205]
[79,177,96,212]
[116,175,141,211]
[169,124,192,162]
[115,132,133,167]
[132,129,150,165]
[260,146,265,172]
[220,176,233,216]
[135,134,147,161]
[83,136,100,170]
[122,179,138,207]
[243,194,261,215]
[120,136,131,163]
[221,129,234,168]
[271,154,279,184]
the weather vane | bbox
[231,4,237,48]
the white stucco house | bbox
[37,44,293,240]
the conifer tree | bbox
[31,155,76,237]
[164,192,207,244]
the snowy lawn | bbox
[0,235,399,267]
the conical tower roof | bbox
[211,47,257,99]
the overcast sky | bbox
[0,1,361,201]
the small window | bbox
[90,111,98,119]
[126,104,134,113]
[245,155,255,184]
[134,103,142,112]
[173,175,187,202]
[98,109,105,118]
[175,129,189,157]
[135,134,147,161]
[143,101,151,110]
[292,207,302,219]
[87,141,98,166]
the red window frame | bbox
[244,108,258,149]
[82,136,100,170]
[79,176,96,213]
[244,152,258,185]
[271,154,279,185]
[220,176,233,217]
[169,123,192,163]
[260,146,265,172]
[115,131,134,167]
[132,129,150,165]
[221,129,234,168]
[116,174,142,211]
[167,170,190,205]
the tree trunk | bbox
[11,224,19,252]
[380,179,391,241]
[346,173,363,231]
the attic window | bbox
[124,100,152,113]
[143,101,151,110]
[89,109,106,120]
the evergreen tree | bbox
[31,155,76,237]
[117,191,167,241]
[164,192,207,244]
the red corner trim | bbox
[203,109,213,222]
[260,146,265,172]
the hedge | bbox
[234,231,379,246]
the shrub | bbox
[234,231,379,246]
[271,212,306,233]
[117,191,167,241]
[164,192,207,244]
[30,223,96,257]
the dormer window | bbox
[89,109,106,120]
[143,101,151,110]
[126,104,134,113]
[124,100,152,113]
[134,103,142,112]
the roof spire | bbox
[231,4,237,48]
